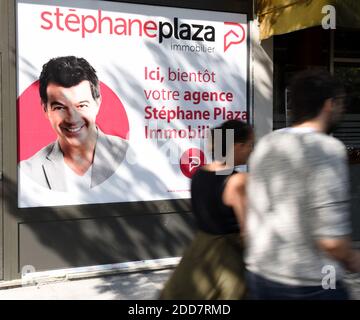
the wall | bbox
[251,19,273,140]
[0,0,273,281]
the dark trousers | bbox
[245,270,350,300]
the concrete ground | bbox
[0,269,174,300]
[0,268,360,300]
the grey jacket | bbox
[20,129,128,191]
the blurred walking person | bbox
[245,70,360,300]
[159,120,254,300]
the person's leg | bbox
[245,271,350,300]
[300,281,350,300]
[245,270,272,299]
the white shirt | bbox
[64,164,92,192]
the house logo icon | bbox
[224,22,246,52]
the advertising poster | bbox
[16,0,248,208]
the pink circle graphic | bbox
[17,81,129,162]
[180,148,206,179]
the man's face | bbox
[43,80,101,148]
[326,96,346,134]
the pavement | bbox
[0,267,360,300]
[0,269,174,300]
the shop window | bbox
[273,27,330,130]
[273,28,360,239]
[332,30,360,164]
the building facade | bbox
[4,0,358,283]
[0,0,274,281]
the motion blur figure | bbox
[159,120,254,300]
[245,69,360,300]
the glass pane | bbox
[335,29,360,59]
[333,64,360,164]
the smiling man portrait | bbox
[20,56,128,192]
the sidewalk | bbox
[0,268,359,300]
[0,269,174,300]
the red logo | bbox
[180,148,206,179]
[224,22,246,52]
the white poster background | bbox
[17,0,248,208]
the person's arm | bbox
[222,173,247,236]
[310,141,359,272]
[317,237,360,273]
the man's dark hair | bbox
[210,120,253,160]
[39,56,100,105]
[289,69,344,124]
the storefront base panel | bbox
[19,213,195,273]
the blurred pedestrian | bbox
[245,69,360,300]
[159,120,254,300]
